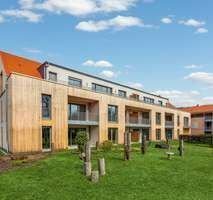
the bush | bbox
[75,131,88,153]
[102,140,113,151]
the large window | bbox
[108,105,118,122]
[156,113,161,125]
[108,128,118,144]
[184,117,189,127]
[177,115,180,126]
[143,97,154,104]
[68,77,82,87]
[92,83,112,94]
[49,71,57,82]
[42,94,51,119]
[68,104,86,121]
[42,126,51,150]
[156,129,161,140]
[118,90,126,98]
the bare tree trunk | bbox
[98,158,105,176]
[84,142,91,162]
[124,132,131,160]
[141,134,147,154]
[83,162,92,176]
[179,136,184,156]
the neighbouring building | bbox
[0,51,191,154]
[180,105,213,136]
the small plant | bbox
[102,140,113,151]
[75,131,88,153]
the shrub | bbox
[75,131,88,153]
[102,140,113,151]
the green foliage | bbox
[101,140,113,151]
[75,131,88,153]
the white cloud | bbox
[76,15,144,32]
[179,19,205,27]
[100,70,117,78]
[23,47,42,54]
[155,90,201,107]
[18,0,138,16]
[185,72,213,85]
[129,82,143,89]
[184,64,203,69]
[0,15,4,23]
[161,17,172,24]
[83,60,113,68]
[0,9,42,22]
[195,28,208,34]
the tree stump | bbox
[83,162,92,176]
[141,134,147,154]
[179,136,184,156]
[124,132,131,160]
[91,170,99,183]
[98,158,105,176]
[84,142,91,162]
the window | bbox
[68,77,82,87]
[108,105,118,122]
[42,126,51,150]
[184,117,189,127]
[143,97,154,104]
[156,129,161,140]
[68,104,86,121]
[108,128,118,144]
[130,93,139,101]
[49,71,57,82]
[177,115,180,126]
[68,128,86,146]
[165,129,173,140]
[42,94,51,119]
[92,83,112,94]
[156,113,161,125]
[158,100,163,106]
[118,90,126,98]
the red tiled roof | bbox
[0,51,42,78]
[179,104,213,114]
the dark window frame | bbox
[108,128,118,144]
[68,76,82,87]
[118,90,127,98]
[156,112,161,125]
[49,71,57,82]
[108,105,118,122]
[156,129,161,140]
[42,94,51,119]
[92,83,112,94]
[143,97,154,104]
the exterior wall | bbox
[8,73,191,153]
[191,115,205,135]
[46,64,168,106]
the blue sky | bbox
[0,0,213,106]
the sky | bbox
[0,0,213,107]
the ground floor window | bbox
[156,129,161,140]
[131,129,140,142]
[108,128,118,144]
[165,129,173,140]
[42,126,51,150]
[68,128,86,146]
[142,128,150,141]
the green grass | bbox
[0,143,213,200]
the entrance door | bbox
[68,128,86,146]
[142,128,150,141]
[166,129,173,140]
[42,127,51,150]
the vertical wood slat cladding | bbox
[9,73,190,153]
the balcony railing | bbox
[68,112,99,124]
[47,78,166,107]
[126,118,151,127]
[165,121,174,127]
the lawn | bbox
[0,142,213,200]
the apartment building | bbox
[0,51,191,153]
[180,105,213,136]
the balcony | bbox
[68,112,99,126]
[126,117,151,128]
[165,121,174,128]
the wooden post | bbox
[91,171,99,183]
[84,142,91,162]
[95,141,99,150]
[98,158,105,176]
[124,132,131,160]
[179,135,184,156]
[83,162,92,176]
[141,134,147,154]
